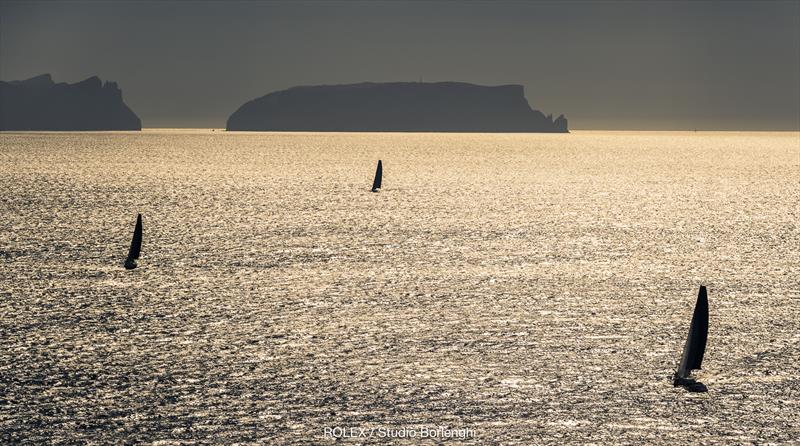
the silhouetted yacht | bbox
[673,286,709,392]
[124,214,142,270]
[371,160,382,192]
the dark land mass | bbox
[227,82,568,133]
[0,74,141,131]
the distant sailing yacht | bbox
[371,160,383,192]
[673,285,709,392]
[124,213,142,270]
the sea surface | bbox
[1,130,798,444]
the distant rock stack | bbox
[124,214,142,270]
[554,114,568,133]
[0,74,141,130]
[226,82,568,133]
[673,286,709,392]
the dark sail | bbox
[371,160,382,192]
[128,213,142,260]
[676,285,709,378]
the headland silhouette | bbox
[0,74,141,131]
[226,82,568,133]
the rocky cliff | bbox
[227,82,567,133]
[0,74,141,130]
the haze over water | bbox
[1,130,798,443]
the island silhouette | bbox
[226,82,568,133]
[0,74,141,131]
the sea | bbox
[1,129,798,444]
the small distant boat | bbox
[124,213,142,270]
[371,160,382,192]
[673,285,709,392]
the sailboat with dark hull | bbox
[124,213,142,270]
[673,285,709,392]
[371,160,382,192]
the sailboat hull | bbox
[124,258,137,270]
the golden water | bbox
[1,130,798,443]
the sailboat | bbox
[124,213,142,270]
[371,160,382,192]
[673,285,709,392]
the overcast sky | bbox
[1,0,798,130]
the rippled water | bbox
[1,130,798,444]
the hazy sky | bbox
[1,0,798,130]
